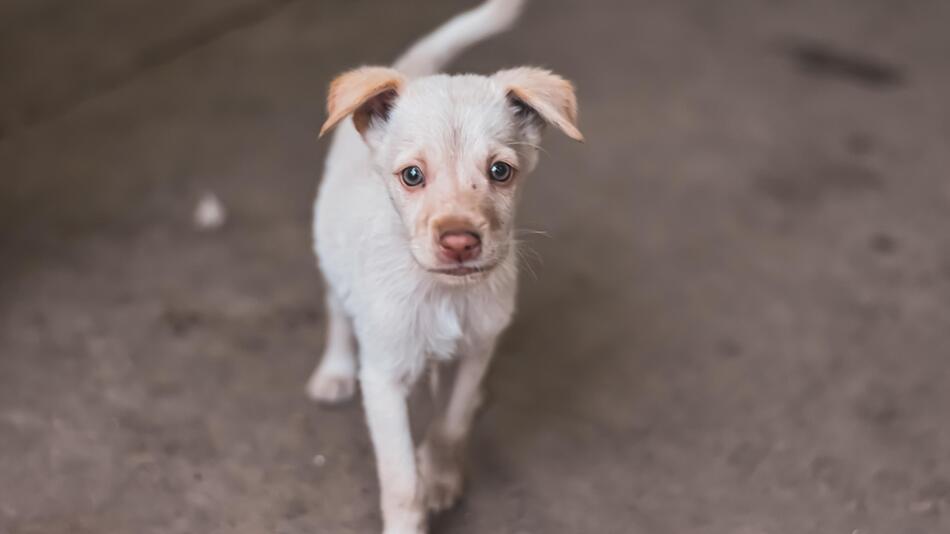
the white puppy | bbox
[308,1,582,532]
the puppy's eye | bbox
[400,166,425,187]
[489,161,512,182]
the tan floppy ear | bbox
[493,67,584,142]
[319,66,405,138]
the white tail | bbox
[394,0,526,77]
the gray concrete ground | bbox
[1,1,949,533]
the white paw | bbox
[381,501,427,534]
[417,439,464,513]
[306,370,356,404]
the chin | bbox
[433,271,489,286]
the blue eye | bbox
[400,166,425,187]
[489,161,512,182]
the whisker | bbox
[512,240,543,281]
[517,241,545,268]
[516,248,539,281]
[514,228,551,239]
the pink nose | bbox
[439,230,481,263]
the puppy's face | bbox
[320,67,582,281]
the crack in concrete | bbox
[0,0,301,143]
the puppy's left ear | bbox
[319,66,405,138]
[493,67,584,142]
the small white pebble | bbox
[312,454,326,467]
[194,192,226,230]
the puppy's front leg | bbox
[418,337,496,512]
[361,362,426,534]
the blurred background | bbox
[1,1,949,533]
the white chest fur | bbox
[339,263,518,381]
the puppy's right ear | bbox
[319,67,405,138]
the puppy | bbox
[308,1,582,532]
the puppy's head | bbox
[320,67,582,282]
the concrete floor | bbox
[1,1,949,533]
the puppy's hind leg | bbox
[307,292,357,404]
[418,338,496,512]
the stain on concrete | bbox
[727,440,771,478]
[854,383,900,426]
[785,40,904,88]
[756,157,883,208]
[846,132,875,156]
[870,232,899,255]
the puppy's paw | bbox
[417,438,465,513]
[381,495,427,534]
[306,370,356,404]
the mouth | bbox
[426,263,496,277]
